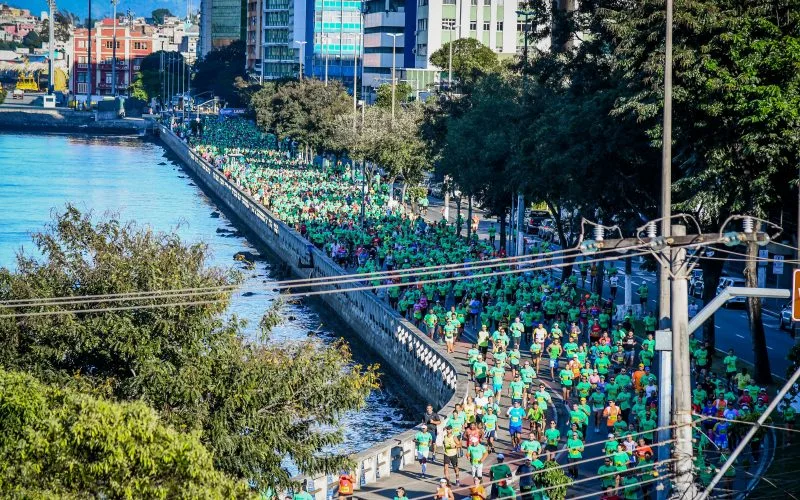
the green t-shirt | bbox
[567,438,584,458]
[724,355,737,373]
[483,413,498,431]
[415,431,433,452]
[559,369,574,386]
[510,380,525,399]
[490,463,512,481]
[544,427,561,446]
[468,444,487,465]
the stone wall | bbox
[0,105,150,135]
[158,126,467,495]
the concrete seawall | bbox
[0,105,150,135]
[158,125,468,495]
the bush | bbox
[0,368,251,498]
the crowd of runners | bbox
[179,118,796,499]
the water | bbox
[0,132,415,461]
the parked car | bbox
[780,302,794,330]
[716,276,747,308]
[526,210,550,234]
[538,218,556,241]
[12,88,23,100]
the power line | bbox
[0,247,648,318]
[0,299,221,319]
[283,250,655,299]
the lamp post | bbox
[86,0,92,106]
[352,32,359,131]
[111,0,118,95]
[294,40,307,80]
[47,0,55,94]
[387,33,401,125]
[323,34,329,85]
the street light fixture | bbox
[387,33,402,125]
[294,40,307,80]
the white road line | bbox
[736,334,745,339]
[715,325,721,329]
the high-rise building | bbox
[246,0,264,71]
[414,0,521,70]
[306,0,363,88]
[260,0,294,79]
[361,0,408,91]
[198,0,247,58]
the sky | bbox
[9,0,192,21]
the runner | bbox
[442,426,460,486]
[415,424,434,477]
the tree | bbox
[151,8,174,24]
[248,81,279,130]
[39,12,73,44]
[375,81,412,109]
[607,0,800,380]
[0,207,379,491]
[429,38,499,90]
[0,368,249,498]
[129,72,149,100]
[22,30,42,49]
[193,40,249,107]
[263,79,352,158]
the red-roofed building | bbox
[70,19,154,96]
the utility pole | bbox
[47,0,55,94]
[352,33,358,131]
[111,0,118,95]
[295,40,306,80]
[87,0,92,106]
[388,33,401,126]
[516,193,525,257]
[659,0,674,332]
[669,223,696,499]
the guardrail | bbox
[158,126,467,497]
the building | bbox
[70,19,155,96]
[152,16,200,64]
[305,0,363,87]
[198,0,247,57]
[258,0,296,81]
[362,0,409,91]
[245,0,263,71]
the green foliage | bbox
[260,79,352,154]
[0,88,6,104]
[39,12,73,44]
[0,207,379,491]
[129,72,149,101]
[0,368,249,498]
[429,38,499,90]
[22,30,42,49]
[536,460,573,500]
[151,8,174,24]
[248,82,278,130]
[375,81,412,109]
[193,41,249,107]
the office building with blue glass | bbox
[301,0,363,88]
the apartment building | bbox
[70,19,155,96]
[361,0,410,90]
[199,0,247,57]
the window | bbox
[483,0,490,5]
[105,40,120,49]
[443,0,456,4]
[77,72,87,82]
[483,20,490,30]
[496,21,504,30]
[471,0,478,4]
[469,20,477,30]
[105,73,112,84]
[441,18,456,29]
[417,18,427,30]
[77,82,88,93]
[418,0,428,6]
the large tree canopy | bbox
[0,207,378,490]
[429,38,499,90]
[0,368,249,498]
[193,41,249,107]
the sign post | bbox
[792,270,800,322]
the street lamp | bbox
[111,0,118,95]
[323,34,329,85]
[294,40,307,80]
[447,22,460,93]
[387,33,402,125]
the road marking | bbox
[715,325,721,329]
[768,346,774,350]
[736,334,744,339]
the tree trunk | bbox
[624,256,632,311]
[455,197,463,236]
[699,255,724,352]
[467,197,473,240]
[499,210,507,252]
[595,261,605,297]
[745,241,773,384]
[546,200,573,278]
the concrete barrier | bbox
[158,126,466,496]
